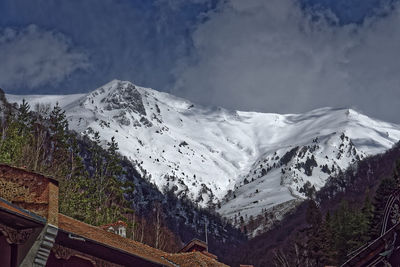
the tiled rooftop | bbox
[58,214,229,267]
[0,164,230,266]
[0,197,46,224]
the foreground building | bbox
[0,164,228,267]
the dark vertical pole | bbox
[205,221,208,252]
[10,244,17,267]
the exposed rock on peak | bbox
[6,80,400,235]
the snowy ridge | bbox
[7,80,400,227]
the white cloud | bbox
[173,0,400,123]
[0,25,89,90]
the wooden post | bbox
[11,244,18,267]
[205,221,208,252]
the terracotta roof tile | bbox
[100,220,128,229]
[59,214,172,266]
[200,250,219,260]
[179,238,208,253]
[58,214,229,267]
[165,252,229,267]
[0,199,27,216]
[0,197,46,224]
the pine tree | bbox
[106,136,123,178]
[393,159,400,186]
[0,100,34,165]
[369,177,397,239]
[48,103,71,176]
[49,103,68,141]
[323,211,337,265]
[0,98,136,229]
[303,200,331,266]
[0,119,27,164]
[328,199,373,264]
[361,194,374,232]
[17,99,32,133]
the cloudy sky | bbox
[1,0,400,123]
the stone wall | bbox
[0,165,58,225]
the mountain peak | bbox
[5,81,400,232]
[86,80,147,116]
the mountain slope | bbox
[7,80,400,225]
[227,142,400,267]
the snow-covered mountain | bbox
[7,80,400,228]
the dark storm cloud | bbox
[1,0,399,123]
[0,25,89,89]
[172,0,400,123]
[0,0,217,94]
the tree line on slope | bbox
[0,98,134,225]
[274,160,400,267]
[0,91,245,257]
[0,96,184,251]
[226,142,400,267]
